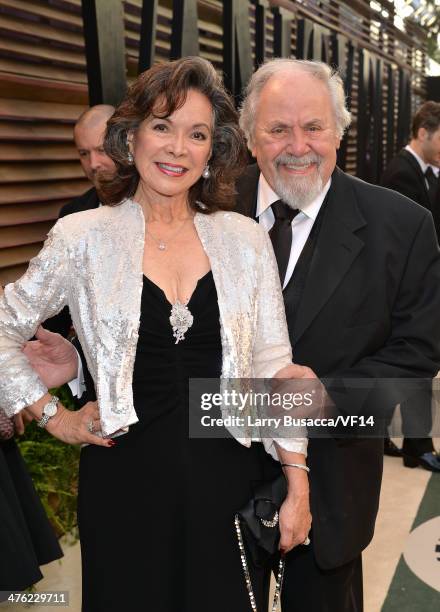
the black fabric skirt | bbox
[0,438,63,596]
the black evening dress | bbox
[0,438,63,597]
[78,271,280,612]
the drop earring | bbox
[126,135,134,164]
[202,165,210,179]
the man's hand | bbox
[23,326,78,388]
[274,363,318,379]
[272,363,332,421]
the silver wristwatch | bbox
[37,395,59,428]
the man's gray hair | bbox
[239,59,352,147]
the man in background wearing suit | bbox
[381,101,440,471]
[381,101,440,232]
[43,105,116,338]
[60,104,116,217]
[39,105,116,403]
[236,59,440,611]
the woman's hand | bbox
[275,445,312,554]
[23,326,79,388]
[46,401,114,448]
[13,409,33,435]
[278,485,312,554]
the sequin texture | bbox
[0,200,307,454]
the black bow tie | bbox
[269,200,300,284]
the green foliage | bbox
[16,385,80,542]
[427,35,440,64]
[406,2,440,62]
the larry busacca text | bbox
[189,377,440,438]
[200,414,375,429]
[192,387,380,436]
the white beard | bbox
[272,154,324,210]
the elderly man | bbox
[236,59,440,611]
[43,105,116,337]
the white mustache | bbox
[275,154,321,168]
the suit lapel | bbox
[432,180,440,242]
[77,187,100,212]
[86,188,100,210]
[292,168,366,343]
[235,165,367,342]
[399,150,430,206]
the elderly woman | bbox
[0,58,310,611]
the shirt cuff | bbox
[67,347,86,399]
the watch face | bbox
[45,402,58,417]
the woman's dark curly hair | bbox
[99,56,248,212]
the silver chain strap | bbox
[234,515,285,612]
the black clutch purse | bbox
[235,474,287,611]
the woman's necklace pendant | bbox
[169,301,194,343]
[146,215,194,252]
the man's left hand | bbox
[23,326,78,388]
[274,363,318,379]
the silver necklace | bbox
[145,217,192,251]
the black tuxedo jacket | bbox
[381,149,440,238]
[436,179,440,231]
[43,188,99,337]
[59,186,100,218]
[235,164,440,569]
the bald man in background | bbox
[59,104,116,217]
[43,105,116,337]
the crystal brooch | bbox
[169,301,194,343]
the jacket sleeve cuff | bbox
[262,437,308,460]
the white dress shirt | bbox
[68,356,85,398]
[256,173,332,288]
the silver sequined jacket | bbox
[0,199,306,457]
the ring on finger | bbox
[87,420,95,434]
[302,536,310,546]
